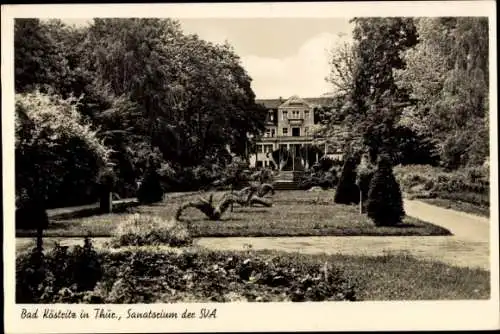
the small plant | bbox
[112,214,192,247]
[366,154,405,226]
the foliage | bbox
[298,170,338,190]
[392,126,440,166]
[327,18,419,162]
[367,155,405,226]
[84,18,266,167]
[111,214,192,247]
[334,155,360,204]
[356,154,376,212]
[137,159,164,204]
[14,18,267,205]
[16,200,49,230]
[393,164,489,207]
[16,237,102,303]
[395,17,489,168]
[327,35,358,95]
[18,248,358,303]
[15,91,111,210]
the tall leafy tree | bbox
[395,17,489,168]
[325,18,418,162]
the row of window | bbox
[264,127,309,137]
[282,110,310,120]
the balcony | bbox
[257,135,316,143]
[287,118,304,126]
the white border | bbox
[2,2,499,333]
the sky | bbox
[178,18,353,99]
[61,18,353,99]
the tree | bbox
[356,153,376,213]
[395,17,489,168]
[15,91,111,226]
[334,155,360,205]
[84,19,266,167]
[326,18,418,164]
[326,35,358,95]
[14,19,68,94]
[366,154,405,226]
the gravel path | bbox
[17,199,490,270]
[197,199,490,270]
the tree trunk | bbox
[359,189,363,214]
[230,184,234,212]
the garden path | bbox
[16,199,492,270]
[197,199,491,270]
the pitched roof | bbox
[256,95,334,109]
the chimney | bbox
[279,96,283,103]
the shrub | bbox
[356,155,376,212]
[111,214,192,248]
[298,170,337,190]
[137,163,164,204]
[16,237,102,303]
[15,91,111,210]
[80,250,358,303]
[15,198,49,230]
[334,156,360,204]
[393,164,490,206]
[367,155,405,226]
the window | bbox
[265,129,271,137]
[292,127,300,137]
[282,111,288,120]
[257,145,263,153]
[265,145,273,153]
[282,128,288,136]
[305,110,310,119]
[271,129,276,137]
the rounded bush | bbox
[112,214,192,247]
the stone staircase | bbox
[272,171,303,190]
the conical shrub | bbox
[356,154,376,213]
[137,165,164,204]
[334,156,360,204]
[366,154,405,226]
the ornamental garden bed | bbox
[16,191,451,239]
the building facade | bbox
[249,95,343,170]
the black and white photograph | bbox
[2,1,499,333]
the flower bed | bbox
[16,239,357,303]
[16,238,489,302]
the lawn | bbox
[16,246,490,302]
[16,190,451,238]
